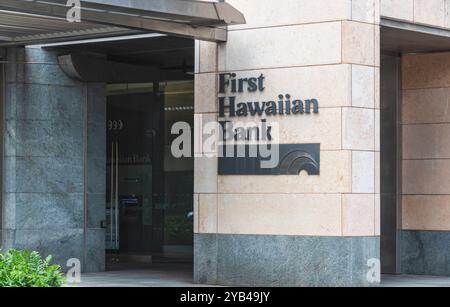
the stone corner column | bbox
[193,0,381,287]
[1,46,106,273]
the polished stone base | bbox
[194,233,380,287]
[401,230,450,276]
[0,47,106,273]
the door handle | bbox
[115,141,119,250]
[110,141,115,248]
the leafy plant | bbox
[0,249,65,287]
[164,216,193,245]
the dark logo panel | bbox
[218,144,320,175]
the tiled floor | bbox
[70,265,450,287]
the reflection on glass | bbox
[106,80,194,265]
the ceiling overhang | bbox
[381,18,450,54]
[0,0,246,46]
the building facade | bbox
[0,0,450,287]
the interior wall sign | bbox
[217,72,321,176]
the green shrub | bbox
[164,216,193,245]
[0,249,65,287]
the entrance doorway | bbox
[105,80,194,269]
[48,34,196,271]
[380,21,450,278]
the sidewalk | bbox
[381,274,450,287]
[71,264,204,287]
[70,265,450,287]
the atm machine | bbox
[106,164,152,254]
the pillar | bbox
[193,0,381,286]
[1,47,106,272]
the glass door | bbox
[105,81,194,267]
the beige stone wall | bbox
[401,52,450,231]
[381,0,450,29]
[194,0,380,237]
